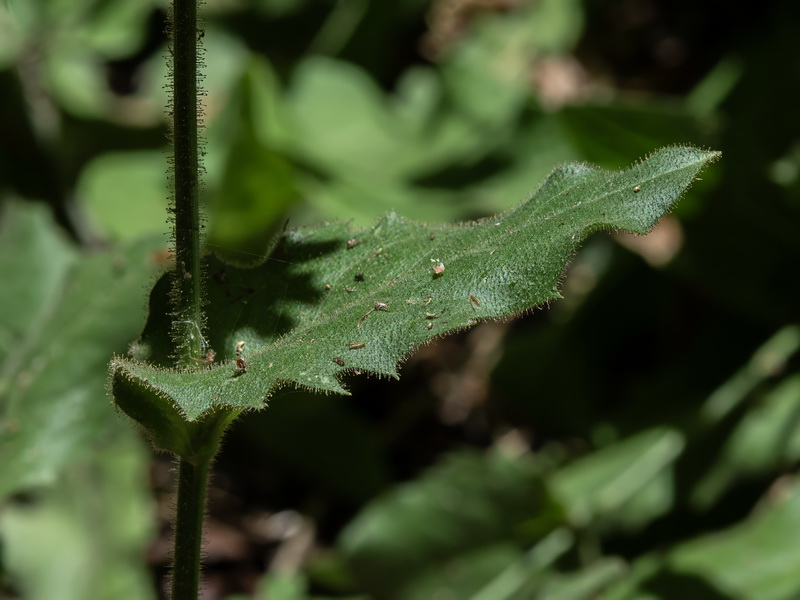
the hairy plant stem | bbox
[172,457,211,600]
[170,1,213,598]
[171,0,204,364]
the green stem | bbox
[169,1,211,598]
[171,457,210,600]
[171,0,204,363]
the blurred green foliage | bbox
[2,0,800,599]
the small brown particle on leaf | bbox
[332,357,345,366]
[324,284,332,290]
[634,185,641,193]
[427,322,434,330]
[348,342,365,350]
[347,239,359,249]
[354,273,365,282]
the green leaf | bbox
[0,200,162,496]
[281,58,501,225]
[530,558,627,600]
[205,59,300,266]
[439,0,583,125]
[337,449,561,598]
[78,150,170,240]
[402,543,528,600]
[286,57,447,182]
[549,428,685,529]
[0,203,158,596]
[667,483,800,600]
[110,366,240,462]
[691,326,800,508]
[111,146,718,422]
[0,438,156,600]
[605,480,800,600]
[2,0,163,117]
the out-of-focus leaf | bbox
[468,529,574,600]
[557,102,713,172]
[0,437,155,600]
[2,0,162,117]
[112,146,718,424]
[550,428,684,529]
[525,0,584,53]
[459,112,582,216]
[686,58,744,118]
[0,200,163,496]
[296,175,464,229]
[698,326,800,426]
[401,543,526,600]
[286,57,473,183]
[607,479,800,600]
[529,557,627,600]
[338,449,562,598]
[692,327,800,508]
[282,58,494,225]
[439,0,583,127]
[1,0,158,67]
[274,0,585,227]
[0,201,75,366]
[205,59,300,266]
[78,150,169,240]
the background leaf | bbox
[338,448,561,598]
[0,438,155,600]
[0,200,159,598]
[0,201,162,495]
